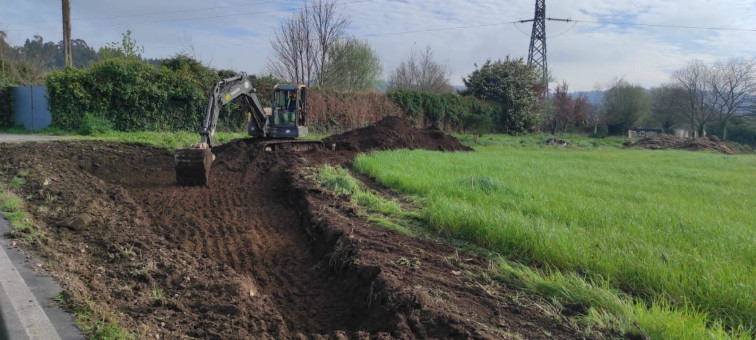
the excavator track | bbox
[175,148,214,186]
[256,140,324,152]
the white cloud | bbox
[2,0,755,91]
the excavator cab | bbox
[250,84,308,138]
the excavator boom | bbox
[175,72,321,186]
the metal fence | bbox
[12,86,51,131]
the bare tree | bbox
[550,81,589,133]
[311,0,349,86]
[708,57,756,140]
[389,45,453,94]
[267,0,348,86]
[671,60,716,137]
[268,7,314,85]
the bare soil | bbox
[624,134,735,154]
[323,116,473,153]
[0,121,599,339]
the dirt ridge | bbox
[625,134,735,154]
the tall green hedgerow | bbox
[0,76,14,128]
[387,89,498,132]
[46,57,253,133]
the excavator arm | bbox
[198,72,268,148]
[175,72,267,186]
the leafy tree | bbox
[319,38,381,91]
[248,74,279,107]
[649,84,686,133]
[99,30,144,60]
[602,78,650,135]
[462,57,540,133]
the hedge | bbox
[44,58,502,135]
[0,77,12,128]
[46,58,248,132]
[387,89,499,132]
[307,90,402,133]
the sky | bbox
[1,0,755,91]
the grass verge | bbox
[0,178,41,242]
[313,164,419,236]
[353,147,756,338]
[54,292,134,340]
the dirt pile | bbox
[323,116,472,153]
[625,134,735,154]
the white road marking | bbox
[0,245,61,340]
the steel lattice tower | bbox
[527,0,547,88]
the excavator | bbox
[175,72,321,186]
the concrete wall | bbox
[12,86,51,131]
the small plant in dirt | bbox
[9,176,25,189]
[151,285,166,307]
[390,257,421,268]
[119,245,137,258]
[151,286,163,302]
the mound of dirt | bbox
[625,134,735,155]
[323,116,473,153]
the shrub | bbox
[78,113,114,135]
[0,77,14,128]
[387,89,498,132]
[46,57,258,133]
[307,90,402,133]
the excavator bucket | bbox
[175,148,215,186]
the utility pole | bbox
[62,0,72,68]
[520,0,570,96]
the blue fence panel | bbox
[12,86,52,131]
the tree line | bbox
[3,0,752,144]
[540,58,756,146]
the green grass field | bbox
[353,142,756,337]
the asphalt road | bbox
[0,134,70,143]
[0,216,84,339]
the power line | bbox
[3,0,291,25]
[151,18,527,49]
[4,0,372,32]
[562,18,756,33]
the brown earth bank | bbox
[624,134,736,154]
[0,122,602,339]
[323,116,473,153]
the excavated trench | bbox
[0,118,596,338]
[82,140,391,337]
